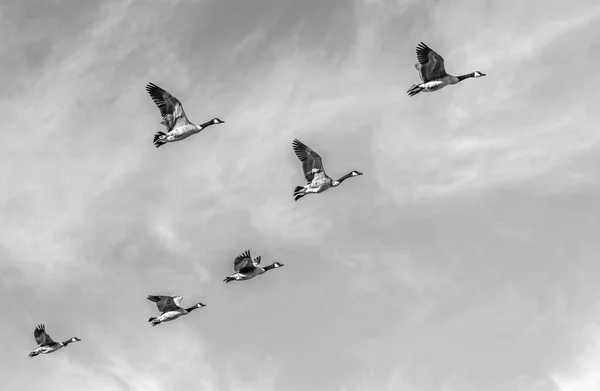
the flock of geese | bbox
[28,42,486,358]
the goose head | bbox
[334,170,363,186]
[211,118,225,124]
[63,337,81,345]
[194,302,207,308]
[272,262,284,268]
[473,71,486,78]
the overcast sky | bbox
[1,0,600,390]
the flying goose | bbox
[223,250,283,283]
[292,139,362,201]
[28,324,81,358]
[147,295,206,326]
[145,82,224,147]
[407,42,486,97]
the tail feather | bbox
[148,317,159,326]
[294,185,306,201]
[407,84,422,97]
[223,276,235,284]
[153,132,167,148]
[28,351,38,358]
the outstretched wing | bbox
[145,83,190,131]
[292,139,326,183]
[173,296,183,308]
[34,324,55,346]
[234,250,254,272]
[415,42,447,82]
[147,295,181,313]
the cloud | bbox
[2,0,600,390]
[552,323,600,391]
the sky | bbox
[1,0,599,390]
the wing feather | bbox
[147,295,180,313]
[292,139,326,183]
[145,83,190,131]
[415,42,447,82]
[34,324,55,346]
[173,296,183,308]
[234,250,254,272]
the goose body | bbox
[147,295,206,326]
[223,250,283,283]
[292,139,362,201]
[28,324,81,358]
[145,82,224,147]
[407,42,485,97]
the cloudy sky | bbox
[1,0,600,390]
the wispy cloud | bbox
[2,0,600,390]
[552,323,600,391]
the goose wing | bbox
[292,139,326,183]
[253,255,261,267]
[145,83,190,131]
[234,250,254,272]
[34,324,56,346]
[415,42,447,82]
[147,295,181,313]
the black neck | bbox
[185,305,199,312]
[337,172,355,183]
[199,119,216,129]
[456,72,475,82]
[62,339,76,346]
[263,263,278,271]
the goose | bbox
[223,250,283,283]
[292,139,362,201]
[145,82,225,148]
[147,295,206,326]
[407,42,486,97]
[28,324,81,358]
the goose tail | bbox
[28,351,39,358]
[294,186,307,202]
[148,317,160,326]
[407,84,422,97]
[153,132,167,148]
[223,276,235,284]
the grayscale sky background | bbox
[1,0,600,390]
